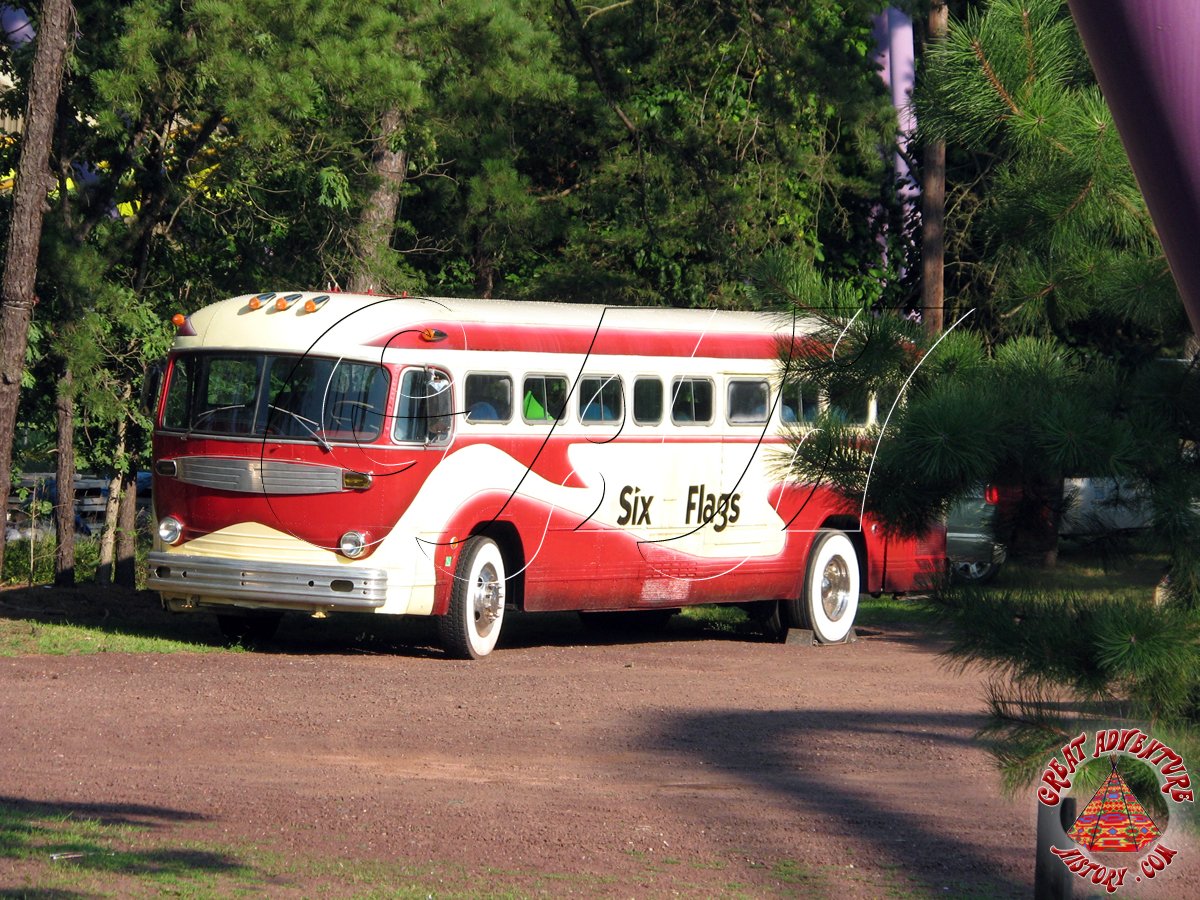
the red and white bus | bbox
[145,291,943,658]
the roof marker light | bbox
[420,328,448,342]
[275,292,303,311]
[303,294,331,313]
[170,314,197,336]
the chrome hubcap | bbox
[473,562,503,628]
[821,556,851,621]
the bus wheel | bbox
[216,611,282,644]
[439,536,506,659]
[788,530,859,643]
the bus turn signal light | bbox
[342,471,372,490]
[170,314,197,336]
[420,328,448,342]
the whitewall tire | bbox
[438,536,506,659]
[792,530,859,643]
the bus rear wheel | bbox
[786,530,859,643]
[439,536,506,659]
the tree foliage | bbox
[762,0,1200,793]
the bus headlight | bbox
[339,531,368,558]
[158,516,184,545]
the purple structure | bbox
[1068,1,1200,336]
[873,8,917,200]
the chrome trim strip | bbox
[147,553,386,609]
[172,456,345,494]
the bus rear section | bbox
[146,291,944,658]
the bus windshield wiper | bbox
[186,403,249,441]
[268,405,332,452]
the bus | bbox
[145,291,944,658]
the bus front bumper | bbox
[146,552,387,612]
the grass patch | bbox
[0,800,633,898]
[0,584,236,657]
[0,801,261,897]
[770,858,824,886]
[987,542,1165,600]
[678,603,751,632]
[0,618,233,656]
[855,594,939,630]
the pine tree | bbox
[757,0,1200,793]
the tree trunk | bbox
[1013,476,1065,569]
[96,410,128,584]
[53,365,76,586]
[0,0,73,577]
[921,1,947,337]
[114,463,139,588]
[96,473,121,584]
[347,106,407,294]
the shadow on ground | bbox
[0,583,906,659]
[641,707,1028,897]
[0,796,269,896]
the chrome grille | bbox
[173,456,345,495]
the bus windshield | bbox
[162,352,390,443]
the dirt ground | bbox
[0,587,1195,898]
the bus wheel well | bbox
[818,516,867,583]
[469,521,525,610]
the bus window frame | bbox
[464,371,514,424]
[632,376,663,426]
[521,373,569,424]
[726,377,770,426]
[670,376,714,426]
[578,374,624,425]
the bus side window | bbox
[780,381,818,424]
[826,382,870,426]
[727,379,768,424]
[522,375,567,422]
[465,373,512,422]
[671,377,713,424]
[394,368,452,444]
[633,377,662,425]
[579,376,622,422]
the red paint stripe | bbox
[367,322,807,359]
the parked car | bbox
[946,484,1016,583]
[6,472,153,539]
[1060,477,1152,536]
[946,477,1153,584]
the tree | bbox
[762,0,1200,795]
[347,1,568,296]
[527,0,902,307]
[3,0,421,582]
[0,0,73,578]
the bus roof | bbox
[174,291,822,360]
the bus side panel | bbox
[430,492,805,614]
[861,521,946,594]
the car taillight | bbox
[984,485,1000,505]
